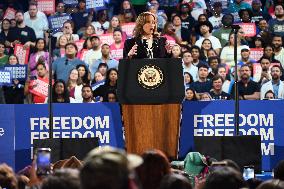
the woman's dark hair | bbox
[8,54,19,64]
[96,9,109,22]
[76,64,90,85]
[83,37,91,49]
[256,179,284,189]
[104,90,117,102]
[34,38,47,52]
[159,173,192,189]
[105,68,118,86]
[1,18,10,31]
[119,0,137,19]
[185,88,197,101]
[52,79,70,103]
[197,14,209,22]
[184,72,193,84]
[136,149,171,189]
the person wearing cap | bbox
[178,3,195,30]
[194,21,222,54]
[251,0,271,24]
[80,146,143,189]
[209,2,223,31]
[123,12,169,59]
[238,47,256,66]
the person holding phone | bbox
[123,12,170,59]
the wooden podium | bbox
[118,58,184,158]
[122,104,181,158]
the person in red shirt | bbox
[25,61,50,103]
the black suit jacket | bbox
[123,37,168,59]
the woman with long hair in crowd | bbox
[66,68,83,103]
[106,16,128,40]
[81,25,96,40]
[76,64,90,85]
[1,18,11,52]
[52,80,70,103]
[201,39,213,62]
[184,72,194,88]
[91,9,109,35]
[123,12,170,59]
[93,68,118,101]
[171,44,182,58]
[258,45,281,64]
[185,88,197,101]
[3,55,25,104]
[29,38,49,77]
[161,22,182,45]
[118,0,137,24]
[53,35,68,60]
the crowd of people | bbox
[0,0,283,104]
[1,146,284,189]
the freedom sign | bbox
[29,77,50,98]
[4,65,27,81]
[250,48,264,61]
[0,70,12,86]
[14,44,30,65]
[121,23,136,37]
[86,0,105,10]
[48,14,72,34]
[97,33,114,45]
[179,100,284,171]
[3,7,16,20]
[239,23,257,37]
[0,103,124,171]
[37,0,55,14]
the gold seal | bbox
[137,64,164,89]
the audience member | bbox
[268,4,284,37]
[184,72,194,88]
[272,35,284,67]
[67,68,83,103]
[185,88,198,101]
[51,79,70,103]
[182,51,198,81]
[209,75,231,100]
[264,90,276,99]
[91,9,109,35]
[159,173,192,189]
[76,64,90,85]
[84,35,102,67]
[191,64,212,94]
[256,179,284,189]
[274,159,284,180]
[81,85,95,103]
[106,90,117,102]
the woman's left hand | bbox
[165,42,172,54]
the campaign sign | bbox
[86,0,105,10]
[98,33,114,45]
[48,14,72,34]
[239,23,257,37]
[80,49,88,60]
[13,103,124,170]
[29,78,49,98]
[63,0,78,6]
[121,23,136,37]
[37,0,55,14]
[179,100,284,171]
[4,65,27,81]
[3,7,16,20]
[0,70,12,86]
[250,48,264,61]
[14,44,30,65]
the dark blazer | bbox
[123,36,168,59]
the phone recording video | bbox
[35,148,51,176]
[243,166,255,180]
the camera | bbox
[243,165,254,180]
[35,148,51,176]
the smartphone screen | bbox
[243,166,254,180]
[36,148,51,176]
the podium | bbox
[118,58,184,158]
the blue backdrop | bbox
[179,100,284,171]
[0,103,124,171]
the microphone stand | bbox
[46,29,53,139]
[231,25,241,136]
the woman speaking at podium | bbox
[123,12,169,59]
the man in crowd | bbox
[261,65,284,99]
[81,85,95,103]
[91,43,118,78]
[53,43,86,82]
[7,10,36,49]
[268,4,284,37]
[84,36,102,69]
[213,14,234,47]
[231,64,260,100]
[182,51,198,81]
[24,2,48,39]
[238,48,256,65]
[190,46,207,66]
[256,57,272,84]
[209,2,223,31]
[209,75,231,100]
[251,0,271,23]
[195,21,222,54]
[272,35,284,67]
[190,64,212,94]
[178,3,195,30]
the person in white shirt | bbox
[208,2,223,31]
[273,35,284,67]
[24,2,48,39]
[182,51,198,81]
[261,65,284,99]
[195,21,222,54]
[84,36,102,68]
[91,9,110,35]
[54,20,79,42]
